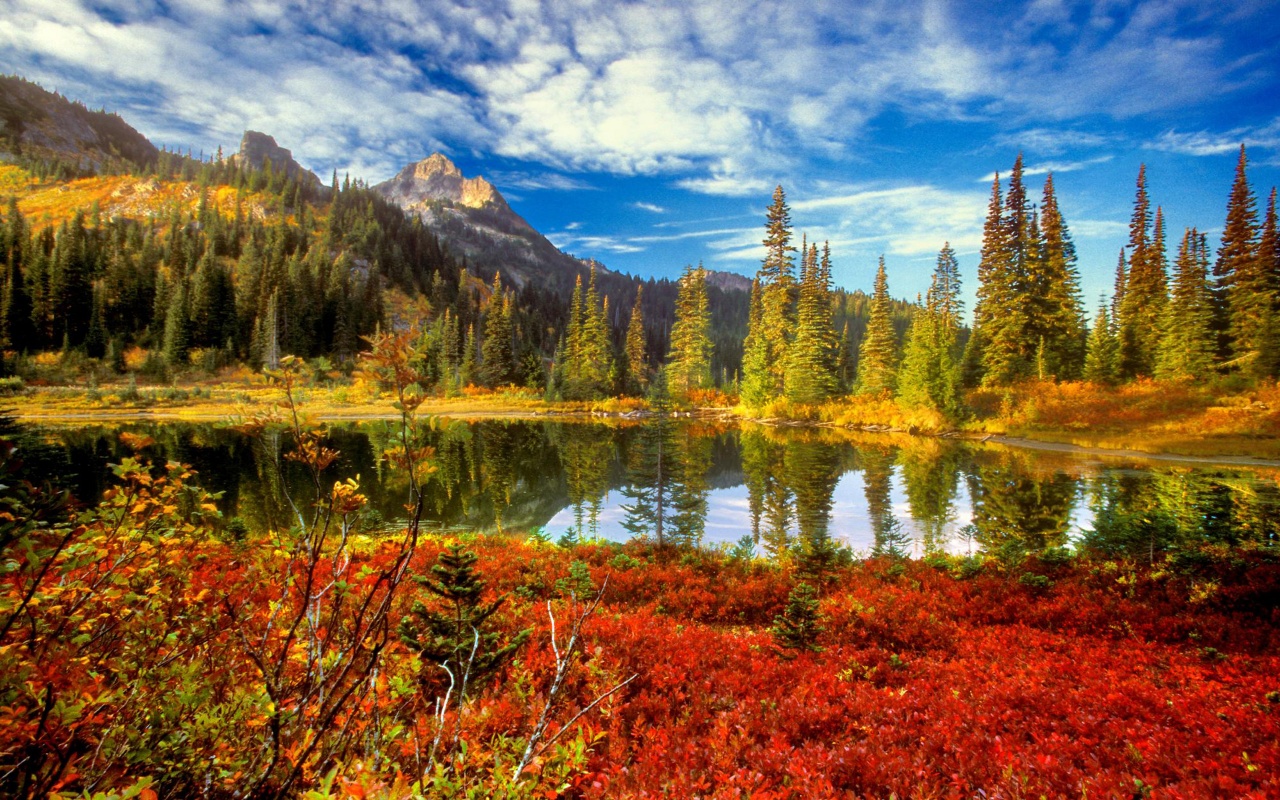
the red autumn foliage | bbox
[6,510,1280,797]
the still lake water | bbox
[35,418,1280,557]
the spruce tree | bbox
[1084,300,1119,384]
[1216,146,1269,368]
[740,278,772,407]
[1118,167,1166,378]
[1156,228,1216,381]
[85,284,107,359]
[666,263,712,400]
[771,582,824,655]
[898,244,962,416]
[974,168,1027,385]
[1262,188,1279,296]
[480,273,516,387]
[460,323,476,387]
[49,213,93,348]
[1034,175,1086,378]
[1,256,32,354]
[857,257,897,394]
[624,284,648,395]
[757,186,796,396]
[398,544,531,694]
[785,243,837,404]
[162,279,191,368]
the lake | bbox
[30,418,1280,558]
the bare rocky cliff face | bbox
[233,131,322,188]
[0,75,158,169]
[374,152,591,291]
[379,153,518,217]
[373,152,752,300]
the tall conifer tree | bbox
[785,242,837,403]
[740,278,771,407]
[1084,299,1119,384]
[666,263,713,399]
[857,257,897,394]
[1034,174,1086,378]
[898,244,962,416]
[1216,146,1269,367]
[975,166,1026,384]
[624,284,648,395]
[1156,229,1216,380]
[1118,167,1166,378]
[480,273,516,387]
[753,186,796,396]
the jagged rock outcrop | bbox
[374,152,590,291]
[379,153,517,215]
[233,131,322,188]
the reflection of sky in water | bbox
[544,465,1087,556]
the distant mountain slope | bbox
[0,75,158,170]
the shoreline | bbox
[11,396,1280,469]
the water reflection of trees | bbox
[40,421,1280,560]
[1083,467,1280,559]
[620,416,713,548]
[741,428,794,558]
[898,439,962,555]
[553,424,616,542]
[965,451,1076,555]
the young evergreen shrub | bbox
[398,543,531,695]
[771,582,824,656]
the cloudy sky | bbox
[3,0,1278,309]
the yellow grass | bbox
[2,166,284,230]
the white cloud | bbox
[548,231,645,254]
[1151,118,1280,156]
[631,201,667,213]
[974,155,1113,183]
[488,171,599,191]
[1072,219,1129,239]
[995,127,1118,155]
[0,0,1275,194]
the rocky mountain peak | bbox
[380,152,511,213]
[413,152,462,180]
[234,130,322,187]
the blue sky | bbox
[3,0,1279,314]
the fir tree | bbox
[897,244,962,417]
[1084,299,1119,384]
[398,544,531,694]
[161,279,190,367]
[1216,146,1269,367]
[1156,229,1216,381]
[771,582,823,655]
[750,185,796,397]
[857,257,897,395]
[460,323,476,387]
[1,256,32,353]
[974,169,1026,385]
[480,273,516,387]
[49,212,93,348]
[740,278,771,407]
[624,284,648,395]
[1118,167,1166,378]
[666,263,713,400]
[785,242,837,404]
[1033,175,1086,378]
[85,284,107,359]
